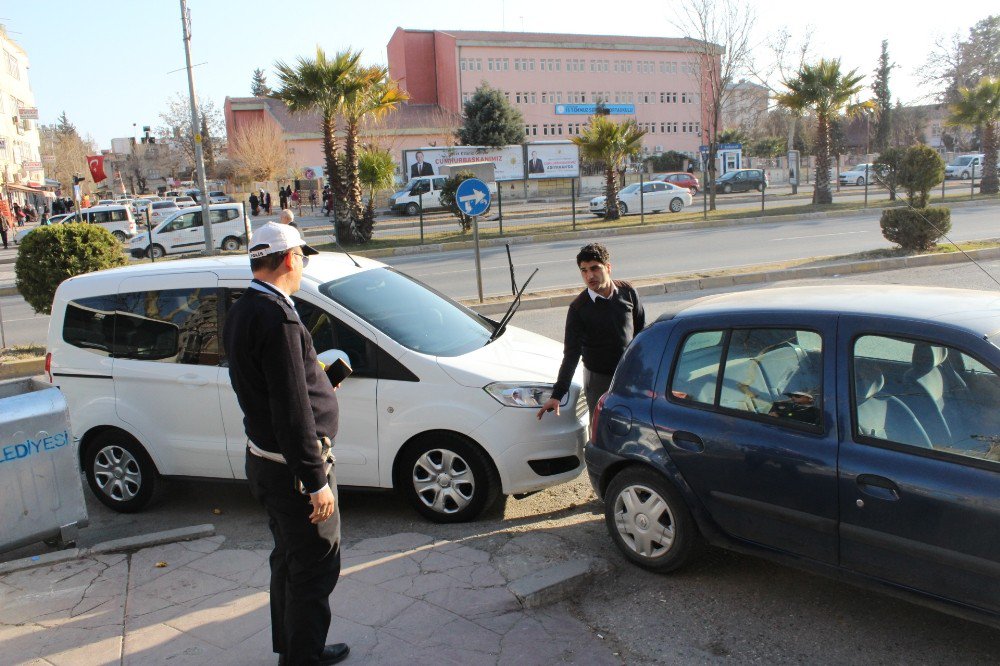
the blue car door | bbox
[651,313,839,563]
[837,315,1000,615]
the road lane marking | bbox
[771,230,871,241]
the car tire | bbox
[397,433,499,523]
[856,177,865,186]
[146,244,165,259]
[112,231,127,242]
[604,466,702,572]
[723,184,733,194]
[405,202,420,216]
[690,187,699,195]
[84,430,157,513]
[618,201,628,215]
[669,197,684,213]
[756,183,765,192]
[221,236,241,252]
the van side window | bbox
[117,289,220,365]
[432,177,447,190]
[293,298,374,377]
[63,295,119,355]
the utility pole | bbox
[179,0,214,254]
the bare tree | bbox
[156,93,226,176]
[673,0,757,210]
[228,119,290,184]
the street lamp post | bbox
[178,0,214,255]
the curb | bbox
[463,245,1000,315]
[0,357,45,379]
[509,556,611,609]
[0,524,216,574]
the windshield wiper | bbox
[487,268,538,344]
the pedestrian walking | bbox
[13,203,24,227]
[537,242,646,420]
[222,222,349,666]
[279,186,288,210]
[0,213,11,249]
[291,189,300,213]
[309,189,317,212]
[264,190,272,215]
[249,192,260,216]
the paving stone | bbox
[184,548,270,587]
[350,532,435,554]
[123,621,224,665]
[329,577,416,628]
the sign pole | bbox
[471,213,484,303]
[455,177,491,303]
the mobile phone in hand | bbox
[325,357,353,386]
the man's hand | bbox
[309,485,336,524]
[536,397,561,420]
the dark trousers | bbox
[246,453,341,665]
[584,368,614,416]
[0,228,7,249]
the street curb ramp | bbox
[508,556,612,609]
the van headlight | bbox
[483,382,566,408]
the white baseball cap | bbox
[248,222,318,259]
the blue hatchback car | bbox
[586,286,1000,628]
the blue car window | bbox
[853,335,1000,464]
[671,331,725,405]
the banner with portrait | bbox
[525,142,580,179]
[402,146,525,182]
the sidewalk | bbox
[0,532,616,665]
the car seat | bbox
[856,363,932,448]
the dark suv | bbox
[585,285,1000,629]
[713,168,767,193]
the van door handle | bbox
[177,374,209,387]
[856,474,900,501]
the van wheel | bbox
[405,202,420,216]
[669,197,684,213]
[604,467,703,572]
[84,430,157,513]
[397,433,499,523]
[112,231,127,242]
[756,183,765,192]
[146,244,165,259]
[222,236,241,252]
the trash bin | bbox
[0,378,88,553]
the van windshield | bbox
[320,268,494,356]
[951,156,975,166]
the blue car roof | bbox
[674,285,1000,339]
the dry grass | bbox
[0,344,46,362]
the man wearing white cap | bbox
[222,223,349,665]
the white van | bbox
[67,205,138,241]
[388,176,498,216]
[46,254,587,521]
[128,203,250,258]
[945,154,985,180]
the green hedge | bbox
[15,223,128,314]
[879,206,952,253]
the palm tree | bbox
[341,65,408,229]
[273,47,361,232]
[948,78,1000,195]
[356,146,396,243]
[571,116,646,220]
[776,59,868,205]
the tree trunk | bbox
[814,113,832,205]
[981,121,999,195]
[322,112,351,243]
[604,166,620,220]
[707,145,717,211]
[344,117,364,226]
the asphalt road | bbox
[4,260,1000,663]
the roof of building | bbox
[397,27,722,54]
[227,97,459,135]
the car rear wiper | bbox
[487,268,538,344]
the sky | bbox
[5,1,986,147]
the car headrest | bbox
[912,343,948,374]
[856,365,885,402]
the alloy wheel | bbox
[93,445,142,502]
[613,483,676,558]
[411,448,475,514]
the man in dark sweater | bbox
[223,222,349,666]
[537,243,645,419]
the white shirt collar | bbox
[249,279,295,308]
[588,283,618,302]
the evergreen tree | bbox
[457,84,525,147]
[251,68,271,97]
[56,111,77,137]
[871,40,893,153]
[200,114,215,177]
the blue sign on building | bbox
[455,178,491,216]
[554,104,636,115]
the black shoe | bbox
[278,643,350,665]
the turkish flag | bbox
[87,155,107,182]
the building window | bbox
[5,51,18,79]
[531,124,537,136]
[525,125,531,136]
[504,91,510,101]
[529,92,536,104]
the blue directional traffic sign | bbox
[455,178,491,216]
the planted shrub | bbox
[879,207,952,252]
[438,170,477,232]
[15,223,128,314]
[898,144,945,208]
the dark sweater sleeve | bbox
[632,287,646,335]
[552,303,583,402]
[259,320,327,493]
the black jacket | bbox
[551,280,645,401]
[223,282,338,493]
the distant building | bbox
[721,79,768,132]
[0,24,48,209]
[386,28,721,156]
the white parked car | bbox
[590,181,692,216]
[945,154,985,180]
[13,213,74,243]
[147,200,180,224]
[128,203,250,258]
[62,205,138,241]
[838,163,882,186]
[173,196,197,208]
[208,190,230,204]
[46,254,588,522]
